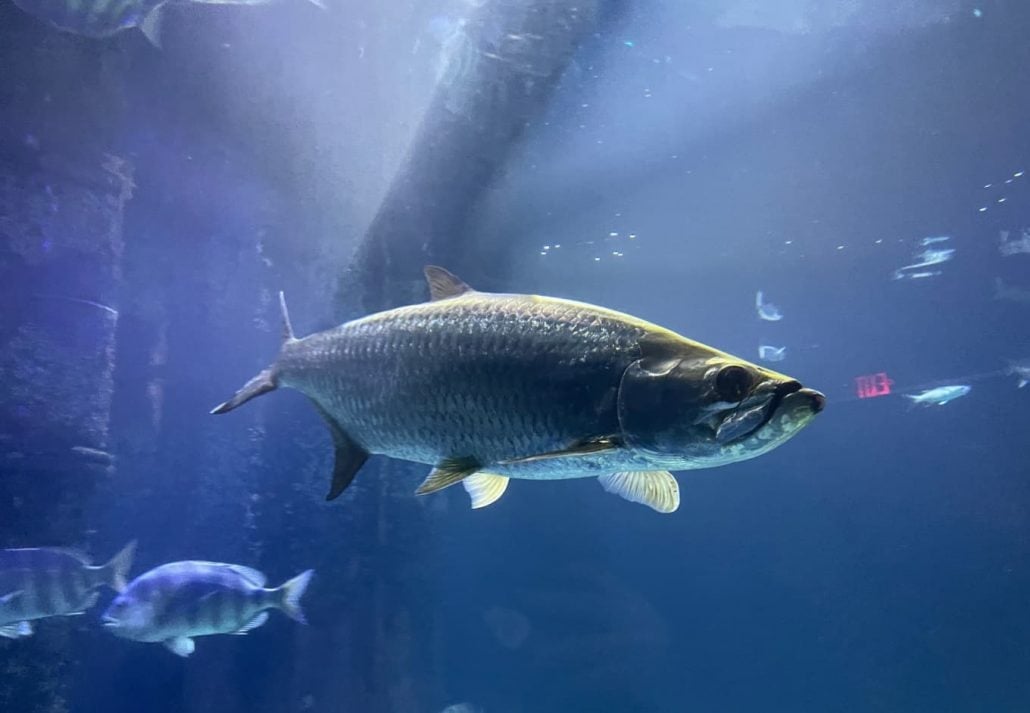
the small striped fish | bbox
[0,541,136,639]
[11,0,326,47]
[101,561,313,657]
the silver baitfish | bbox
[213,267,825,514]
[101,561,313,657]
[0,541,136,639]
[10,0,326,48]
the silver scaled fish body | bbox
[0,541,136,639]
[213,267,825,513]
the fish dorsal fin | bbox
[140,5,165,49]
[424,266,473,301]
[462,473,510,509]
[231,611,269,635]
[278,291,296,342]
[416,457,480,495]
[226,565,266,587]
[598,471,680,513]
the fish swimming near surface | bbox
[212,267,825,514]
[101,561,313,657]
[10,0,326,47]
[0,541,136,639]
[905,385,971,406]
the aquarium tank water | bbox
[1,1,1028,712]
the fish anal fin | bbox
[500,436,621,466]
[231,611,268,635]
[416,457,480,495]
[310,402,369,501]
[599,470,680,513]
[462,473,510,509]
[424,266,473,301]
[165,636,195,657]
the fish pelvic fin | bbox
[0,621,33,639]
[416,457,481,495]
[276,569,314,624]
[424,266,474,301]
[99,540,137,592]
[165,636,195,657]
[211,368,277,415]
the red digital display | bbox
[855,372,893,399]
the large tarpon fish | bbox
[212,267,825,513]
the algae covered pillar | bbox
[334,1,605,709]
[341,0,605,313]
[0,8,133,710]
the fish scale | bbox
[281,294,647,477]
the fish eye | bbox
[715,365,753,402]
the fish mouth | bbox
[100,615,120,628]
[714,381,823,443]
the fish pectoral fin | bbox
[598,471,680,513]
[231,611,269,635]
[0,621,32,639]
[165,636,195,657]
[500,436,622,465]
[416,457,481,495]
[310,402,369,501]
[462,473,510,509]
[424,266,474,301]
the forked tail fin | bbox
[277,569,314,624]
[102,540,137,592]
[211,292,295,415]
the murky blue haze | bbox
[1,1,1028,712]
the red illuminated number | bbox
[855,372,893,399]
